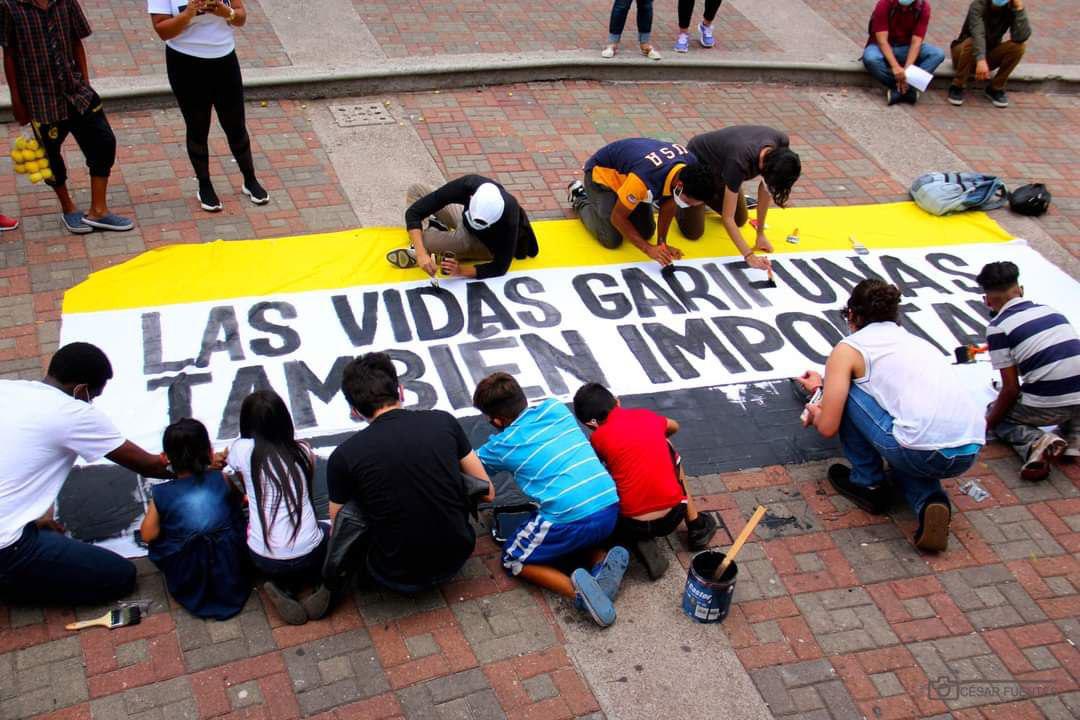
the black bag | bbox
[321,500,370,592]
[1008,183,1051,216]
[462,473,492,520]
[490,502,540,544]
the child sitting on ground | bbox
[141,418,250,620]
[473,373,629,628]
[227,391,331,626]
[573,383,718,579]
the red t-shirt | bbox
[589,406,686,518]
[866,0,931,48]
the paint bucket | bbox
[682,549,738,624]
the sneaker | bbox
[300,584,332,621]
[827,463,889,514]
[427,216,450,232]
[591,546,630,601]
[984,87,1009,108]
[601,44,616,59]
[82,212,134,232]
[904,88,920,104]
[386,246,417,269]
[886,88,902,106]
[60,211,93,235]
[567,179,586,205]
[698,22,715,48]
[197,178,223,213]
[914,500,950,553]
[631,538,669,580]
[687,512,720,551]
[571,568,616,627]
[0,214,18,232]
[242,179,270,205]
[674,33,689,53]
[1021,432,1067,482]
[641,44,661,61]
[947,85,965,106]
[264,581,307,625]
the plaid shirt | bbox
[0,0,95,124]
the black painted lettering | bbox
[881,255,950,297]
[823,308,850,336]
[622,267,686,318]
[572,273,632,320]
[406,286,464,341]
[702,262,750,309]
[459,337,544,399]
[332,292,378,347]
[521,331,606,395]
[146,372,212,423]
[776,312,844,364]
[723,261,771,307]
[386,349,438,410]
[467,282,519,339]
[218,365,274,438]
[504,277,561,328]
[712,316,785,372]
[661,265,729,313]
[933,302,987,347]
[248,302,301,357]
[770,260,838,304]
[814,258,879,294]
[966,299,991,321]
[643,318,744,379]
[195,306,245,368]
[382,289,413,343]
[283,356,351,429]
[926,253,983,293]
[429,344,473,410]
[141,312,194,374]
[617,325,671,384]
[897,304,946,354]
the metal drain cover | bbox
[329,102,394,127]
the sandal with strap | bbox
[641,44,661,61]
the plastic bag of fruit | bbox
[9,134,52,184]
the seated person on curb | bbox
[573,382,719,580]
[142,418,251,620]
[676,125,801,272]
[326,352,493,593]
[389,175,539,280]
[0,342,171,607]
[795,280,985,553]
[977,261,1079,481]
[863,0,946,105]
[567,137,714,267]
[473,373,629,628]
[948,0,1030,108]
[227,390,332,626]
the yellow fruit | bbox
[26,139,39,151]
[29,172,43,183]
[14,137,26,150]
[24,160,38,173]
[10,149,22,162]
[40,168,53,181]
[39,157,49,168]
[34,148,45,160]
[14,163,26,174]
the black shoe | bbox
[263,581,307,625]
[197,178,222,212]
[984,87,1009,108]
[914,499,951,553]
[631,538,669,580]
[427,216,450,232]
[827,464,889,514]
[566,179,586,205]
[242,178,270,205]
[947,85,965,106]
[886,88,902,106]
[903,88,919,104]
[687,512,720,551]
[301,584,332,621]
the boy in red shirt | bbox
[573,382,718,579]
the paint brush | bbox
[786,227,800,244]
[714,505,767,580]
[66,606,142,631]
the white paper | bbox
[905,65,933,92]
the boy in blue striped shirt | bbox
[474,373,629,627]
[978,262,1080,481]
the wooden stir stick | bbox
[714,505,767,579]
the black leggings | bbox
[678,0,722,29]
[165,46,256,182]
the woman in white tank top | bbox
[795,279,985,554]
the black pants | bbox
[165,47,256,182]
[678,0,722,28]
[32,91,116,187]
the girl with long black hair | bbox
[227,391,330,625]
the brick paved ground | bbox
[2,78,1080,719]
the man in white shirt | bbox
[0,342,171,606]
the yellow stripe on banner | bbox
[63,201,1012,314]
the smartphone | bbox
[800,387,823,424]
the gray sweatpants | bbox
[573,175,655,249]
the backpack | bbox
[909,172,1007,216]
[868,0,924,39]
[1008,183,1051,216]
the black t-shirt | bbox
[326,409,475,586]
[688,126,790,196]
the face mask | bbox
[672,185,691,209]
[991,0,1009,6]
[898,0,915,6]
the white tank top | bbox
[841,322,986,451]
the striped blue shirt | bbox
[987,297,1080,408]
[477,399,618,523]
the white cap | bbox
[466,183,505,230]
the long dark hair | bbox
[163,418,212,480]
[238,391,314,550]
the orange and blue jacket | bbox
[584,138,697,212]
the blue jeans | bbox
[608,0,653,44]
[840,385,977,516]
[0,523,136,606]
[862,42,946,90]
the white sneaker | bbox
[601,44,616,58]
[1021,432,1067,482]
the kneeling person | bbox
[573,383,718,579]
[327,353,493,592]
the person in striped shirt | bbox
[978,261,1080,481]
[474,373,629,628]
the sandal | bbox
[641,44,661,61]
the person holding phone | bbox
[149,0,269,212]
